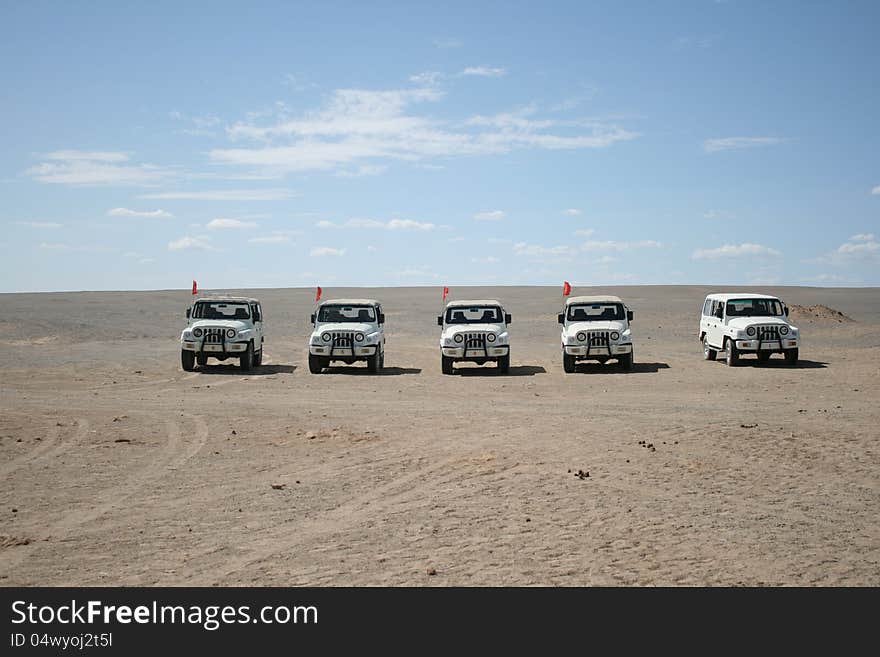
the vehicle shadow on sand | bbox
[740,359,828,369]
[572,361,670,374]
[457,365,547,377]
[322,366,422,375]
[195,364,297,375]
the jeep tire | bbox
[702,336,717,361]
[253,348,263,367]
[563,353,576,373]
[498,354,510,374]
[239,342,254,371]
[181,350,195,372]
[367,348,383,374]
[725,339,739,367]
[308,354,326,374]
[441,355,454,375]
[619,351,634,371]
[785,348,799,366]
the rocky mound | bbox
[788,304,854,323]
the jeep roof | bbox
[704,293,781,302]
[193,296,260,304]
[565,295,624,306]
[444,299,504,308]
[317,298,380,306]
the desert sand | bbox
[1,285,878,585]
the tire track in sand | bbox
[0,419,90,479]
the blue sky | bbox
[1,0,878,292]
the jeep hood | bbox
[565,320,627,333]
[313,322,376,334]
[727,317,793,331]
[188,319,250,331]
[444,323,506,337]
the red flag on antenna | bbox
[315,286,322,302]
[442,286,449,301]
[192,280,198,295]
[562,281,571,296]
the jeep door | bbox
[706,300,725,348]
[251,302,264,349]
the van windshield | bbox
[191,302,251,320]
[445,306,503,324]
[567,303,624,321]
[317,305,376,323]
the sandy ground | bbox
[1,285,878,586]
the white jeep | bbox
[438,300,511,374]
[308,299,386,374]
[559,295,634,372]
[180,296,264,371]
[700,293,799,366]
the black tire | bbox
[253,348,263,367]
[239,342,254,371]
[196,353,208,367]
[757,351,771,362]
[308,354,325,374]
[784,348,798,366]
[441,355,454,375]
[702,336,717,361]
[619,350,634,371]
[181,350,195,372]
[725,339,739,367]
[563,353,576,373]
[498,354,510,374]
[367,349,382,374]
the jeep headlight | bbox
[576,331,586,342]
[226,328,236,339]
[454,334,463,343]
[355,333,365,342]
[610,331,620,341]
[746,326,756,337]
[780,326,789,335]
[487,333,496,343]
[192,328,203,338]
[322,332,331,342]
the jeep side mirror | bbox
[378,312,385,324]
[627,310,634,322]
[557,313,565,324]
[310,313,316,324]
[505,313,512,325]
[437,316,443,326]
[784,306,789,316]
[186,308,190,319]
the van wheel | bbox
[563,353,576,373]
[725,340,739,367]
[308,354,325,374]
[239,342,253,371]
[619,351,634,371]
[498,354,510,374]
[785,348,799,366]
[441,356,454,375]
[181,350,195,372]
[702,337,717,361]
[196,353,208,367]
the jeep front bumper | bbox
[565,343,632,356]
[310,345,377,357]
[182,341,248,353]
[734,338,798,351]
[442,345,509,358]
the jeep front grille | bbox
[462,332,487,350]
[586,331,610,346]
[756,325,780,340]
[203,327,226,344]
[330,332,358,348]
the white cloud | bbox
[692,243,782,259]
[316,218,435,231]
[703,137,784,153]
[169,111,222,136]
[474,210,505,221]
[139,189,295,201]
[26,150,173,186]
[168,236,214,251]
[211,87,639,176]
[409,71,444,86]
[16,221,62,228]
[871,186,880,195]
[206,218,257,229]
[850,233,875,242]
[574,229,595,238]
[248,235,290,244]
[471,256,500,264]
[582,240,663,252]
[513,242,578,258]
[563,208,582,216]
[310,247,346,257]
[837,240,879,255]
[108,207,173,219]
[461,66,506,77]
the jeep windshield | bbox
[445,306,503,324]
[726,298,784,317]
[192,302,251,320]
[317,305,376,323]
[567,303,624,321]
